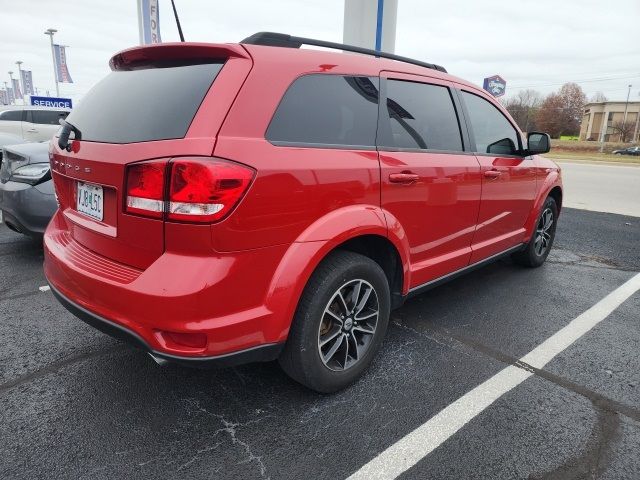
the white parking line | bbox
[38,286,50,292]
[348,272,640,480]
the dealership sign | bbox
[30,96,73,109]
[483,75,506,97]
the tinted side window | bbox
[266,75,379,148]
[462,91,520,155]
[31,110,67,125]
[381,80,463,151]
[0,110,22,121]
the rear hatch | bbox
[50,43,251,269]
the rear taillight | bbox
[125,160,166,218]
[124,157,254,223]
[168,158,254,223]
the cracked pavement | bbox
[1,207,639,479]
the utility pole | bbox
[44,28,60,97]
[622,85,632,142]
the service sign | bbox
[483,75,506,97]
[30,96,72,109]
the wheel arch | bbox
[264,206,410,343]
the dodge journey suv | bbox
[44,33,562,393]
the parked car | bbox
[612,146,640,156]
[0,142,56,237]
[0,106,70,142]
[0,132,25,161]
[44,33,562,393]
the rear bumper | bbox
[44,210,291,364]
[49,282,283,367]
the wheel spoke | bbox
[353,323,375,335]
[350,280,362,313]
[355,285,373,315]
[342,334,349,367]
[348,332,359,361]
[354,310,377,321]
[324,308,343,325]
[336,291,350,316]
[323,334,345,364]
[319,327,342,347]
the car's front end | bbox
[0,142,57,237]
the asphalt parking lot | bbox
[1,206,639,479]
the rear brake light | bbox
[124,157,254,223]
[168,158,254,223]
[125,160,166,218]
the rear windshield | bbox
[65,62,224,144]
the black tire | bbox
[279,250,390,393]
[512,196,558,267]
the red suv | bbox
[44,33,562,393]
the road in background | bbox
[558,161,640,217]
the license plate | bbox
[76,182,104,221]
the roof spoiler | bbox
[109,43,248,71]
[241,32,447,73]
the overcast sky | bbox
[1,0,638,103]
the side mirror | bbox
[526,132,550,155]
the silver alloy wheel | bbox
[317,279,379,371]
[534,207,554,256]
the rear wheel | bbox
[279,250,390,393]
[512,196,558,267]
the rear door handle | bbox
[389,172,419,184]
[27,128,37,133]
[483,169,501,179]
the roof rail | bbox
[241,32,447,74]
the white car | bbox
[0,106,70,142]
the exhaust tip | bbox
[148,352,169,366]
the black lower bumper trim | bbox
[48,283,284,368]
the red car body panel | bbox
[43,41,562,363]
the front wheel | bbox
[279,250,390,393]
[512,196,558,267]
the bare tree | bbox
[610,120,635,142]
[590,91,608,103]
[558,83,587,136]
[536,93,565,138]
[504,89,542,132]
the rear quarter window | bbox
[266,74,379,149]
[64,62,224,144]
[30,110,68,125]
[0,110,23,121]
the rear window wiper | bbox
[58,119,82,151]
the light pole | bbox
[44,28,60,97]
[8,71,15,104]
[15,61,24,103]
[3,81,9,105]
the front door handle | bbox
[389,172,419,184]
[484,169,501,179]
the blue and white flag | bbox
[53,44,73,83]
[21,70,34,96]
[7,87,14,104]
[138,0,162,44]
[12,78,22,99]
[0,90,8,105]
